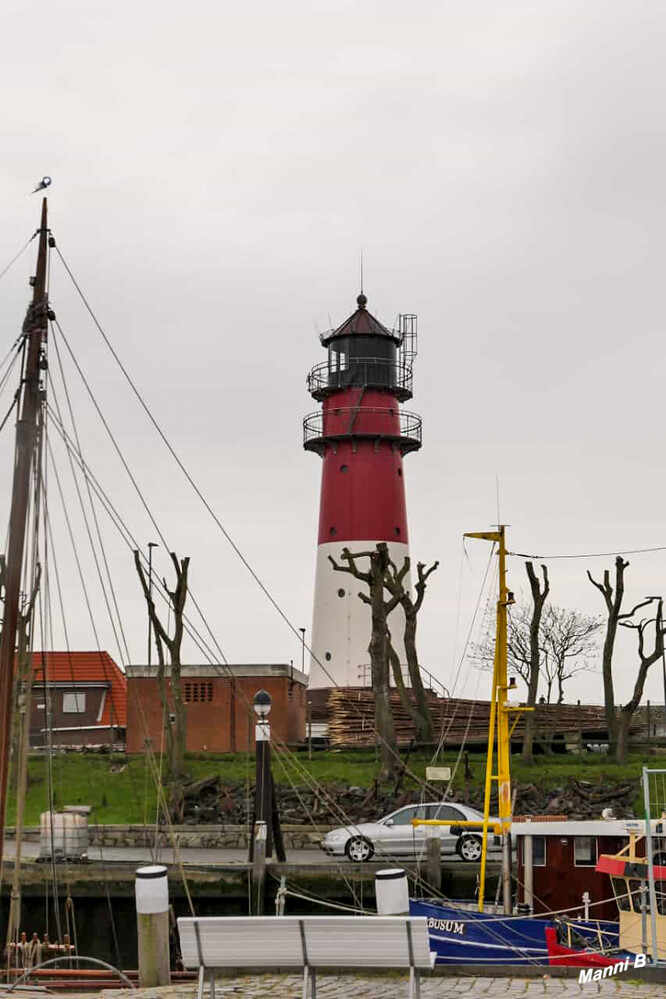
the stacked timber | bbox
[325,688,625,747]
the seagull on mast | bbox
[31,176,52,194]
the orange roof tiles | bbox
[29,651,127,727]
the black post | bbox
[255,720,274,856]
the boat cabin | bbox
[513,819,630,920]
[596,824,666,959]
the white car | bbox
[321,802,500,863]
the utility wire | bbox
[508,545,666,560]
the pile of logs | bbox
[324,688,620,747]
[174,774,640,825]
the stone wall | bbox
[6,823,333,850]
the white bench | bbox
[177,915,436,999]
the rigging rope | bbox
[0,234,36,284]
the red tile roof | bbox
[29,652,127,727]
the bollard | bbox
[375,869,409,914]
[135,865,170,987]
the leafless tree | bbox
[617,601,666,763]
[134,550,190,802]
[543,605,603,703]
[472,600,601,705]
[329,544,398,779]
[382,555,439,743]
[588,557,655,753]
[522,562,549,764]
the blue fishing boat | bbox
[409,899,550,965]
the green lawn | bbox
[5,747,655,827]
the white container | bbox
[135,865,169,914]
[375,868,409,915]
[39,810,89,861]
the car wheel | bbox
[456,835,482,862]
[345,836,374,862]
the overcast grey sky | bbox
[1,1,666,706]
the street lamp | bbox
[253,688,272,719]
[250,688,285,885]
[147,542,158,666]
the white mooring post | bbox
[135,864,170,987]
[375,869,409,914]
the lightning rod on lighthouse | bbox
[303,294,422,689]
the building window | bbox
[574,836,597,866]
[63,692,86,713]
[184,681,213,704]
[532,836,546,866]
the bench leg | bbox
[302,965,316,999]
[209,970,216,999]
[409,968,420,999]
[197,966,205,999]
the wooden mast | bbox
[0,198,49,849]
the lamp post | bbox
[253,689,272,842]
[147,543,158,666]
[250,689,285,913]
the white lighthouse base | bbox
[308,540,411,689]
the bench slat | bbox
[177,916,433,971]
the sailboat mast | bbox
[0,199,49,847]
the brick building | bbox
[126,664,307,754]
[29,651,127,748]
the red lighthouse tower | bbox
[303,294,422,688]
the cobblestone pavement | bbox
[104,975,665,999]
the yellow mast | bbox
[465,527,515,912]
[415,526,530,914]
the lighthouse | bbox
[303,294,422,689]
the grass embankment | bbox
[5,748,652,827]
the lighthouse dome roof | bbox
[320,295,401,346]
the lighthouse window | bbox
[325,652,332,661]
[397,468,403,477]
[395,527,401,537]
[340,464,348,473]
[337,589,345,598]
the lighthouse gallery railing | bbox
[302,407,422,452]
[306,357,413,400]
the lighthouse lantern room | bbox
[303,294,422,689]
